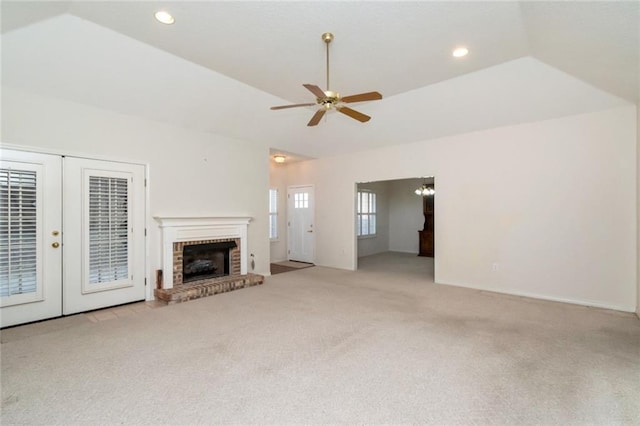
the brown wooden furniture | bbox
[418,190,434,257]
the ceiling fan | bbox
[270,32,383,126]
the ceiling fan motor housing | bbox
[320,91,341,109]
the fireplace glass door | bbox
[182,241,236,283]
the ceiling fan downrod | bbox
[322,32,333,91]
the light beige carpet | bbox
[1,252,639,424]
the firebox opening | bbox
[182,241,237,283]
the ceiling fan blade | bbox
[341,91,383,103]
[303,84,326,99]
[337,106,371,123]
[270,103,316,110]
[307,109,326,126]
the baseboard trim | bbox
[437,280,635,313]
[388,250,419,255]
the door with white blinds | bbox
[0,150,62,328]
[63,158,145,315]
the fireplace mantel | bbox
[154,216,252,289]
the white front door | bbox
[0,150,63,328]
[287,185,314,263]
[63,158,146,315]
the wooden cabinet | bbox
[418,191,434,257]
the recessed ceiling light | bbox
[154,10,175,25]
[452,47,469,58]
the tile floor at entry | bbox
[0,301,166,343]
[84,300,166,322]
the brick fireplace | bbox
[154,217,263,304]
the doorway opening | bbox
[355,177,435,281]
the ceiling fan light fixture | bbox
[154,10,175,25]
[415,183,435,196]
[452,47,469,58]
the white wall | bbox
[287,106,637,312]
[1,88,271,297]
[357,181,390,257]
[637,103,640,317]
[269,161,288,263]
[388,178,426,254]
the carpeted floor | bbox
[1,252,639,424]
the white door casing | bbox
[63,158,146,315]
[287,185,315,263]
[0,150,62,328]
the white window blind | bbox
[88,176,129,284]
[357,190,377,237]
[0,169,38,297]
[269,189,278,240]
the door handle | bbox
[307,230,313,233]
[52,242,60,248]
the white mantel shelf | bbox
[154,216,253,289]
[155,217,252,227]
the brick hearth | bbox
[154,273,264,305]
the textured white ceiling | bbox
[1,1,638,158]
[521,1,639,103]
[65,1,534,102]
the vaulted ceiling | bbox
[2,1,638,158]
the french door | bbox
[0,150,146,327]
[287,185,315,263]
[63,157,145,315]
[0,151,63,327]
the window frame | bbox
[0,167,40,301]
[356,190,377,238]
[269,188,278,241]
[81,169,134,293]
